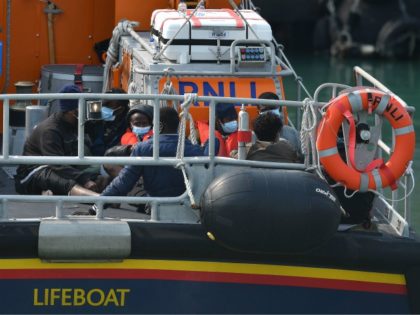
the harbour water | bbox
[285,53,420,232]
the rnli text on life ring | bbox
[316,88,415,191]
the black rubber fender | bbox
[200,169,342,254]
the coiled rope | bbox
[176,93,199,208]
[102,20,138,92]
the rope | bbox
[102,20,138,92]
[176,93,199,208]
[370,161,416,203]
[160,80,180,110]
[128,81,142,107]
[300,98,318,168]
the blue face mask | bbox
[101,106,116,121]
[222,120,238,134]
[132,125,151,136]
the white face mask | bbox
[221,120,238,134]
[132,125,151,136]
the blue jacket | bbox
[102,134,215,197]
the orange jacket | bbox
[120,128,153,145]
[196,121,238,157]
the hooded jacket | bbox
[246,139,299,163]
[102,134,217,197]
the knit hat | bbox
[58,84,81,112]
[127,104,154,122]
[216,103,238,120]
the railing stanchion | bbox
[405,175,411,225]
[153,98,160,160]
[209,100,216,159]
[78,97,85,159]
[55,200,63,219]
[208,100,217,179]
[96,202,104,220]
[150,201,158,221]
[0,200,7,220]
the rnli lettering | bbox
[385,102,404,121]
[178,80,258,105]
[33,288,130,307]
[371,95,382,108]
[159,77,279,106]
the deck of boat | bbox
[0,166,148,220]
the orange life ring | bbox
[316,87,415,191]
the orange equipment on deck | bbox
[0,0,240,131]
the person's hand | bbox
[95,175,110,192]
[83,180,98,192]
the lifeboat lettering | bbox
[33,288,130,307]
[385,102,404,121]
[160,77,279,106]
[178,80,257,105]
[371,95,382,107]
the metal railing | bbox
[353,66,415,232]
[0,93,307,221]
[312,71,415,236]
[0,82,414,236]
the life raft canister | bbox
[316,87,415,191]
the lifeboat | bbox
[0,1,419,314]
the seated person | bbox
[329,129,375,227]
[15,84,103,196]
[246,112,300,163]
[100,107,217,199]
[121,104,153,145]
[104,104,154,178]
[257,92,302,157]
[196,103,238,157]
[87,88,129,156]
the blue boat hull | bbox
[0,221,418,314]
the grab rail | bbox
[0,93,308,221]
[313,78,414,235]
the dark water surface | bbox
[283,53,420,232]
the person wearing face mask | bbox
[121,104,154,145]
[87,88,129,156]
[257,92,302,159]
[15,84,103,196]
[196,103,238,157]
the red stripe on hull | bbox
[0,269,406,295]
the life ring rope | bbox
[316,87,415,192]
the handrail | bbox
[353,66,411,110]
[0,89,413,235]
[133,67,294,78]
[0,92,308,221]
[0,92,311,161]
[0,92,308,105]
